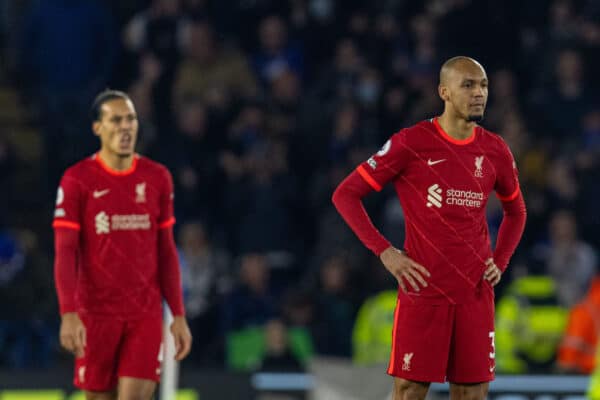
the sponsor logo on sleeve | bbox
[367,157,377,169]
[56,187,64,205]
[376,140,391,156]
[55,187,65,217]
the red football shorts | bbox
[74,313,163,391]
[387,287,495,383]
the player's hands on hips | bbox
[380,246,431,293]
[171,316,192,361]
[483,258,502,286]
[59,312,86,358]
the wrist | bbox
[379,245,395,256]
[61,312,79,320]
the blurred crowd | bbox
[0,0,598,375]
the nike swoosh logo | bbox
[93,189,110,198]
[427,158,446,166]
[489,366,495,373]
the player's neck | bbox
[98,149,134,171]
[437,113,476,140]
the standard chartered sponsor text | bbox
[111,214,151,230]
[446,188,483,208]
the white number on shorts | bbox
[489,331,495,359]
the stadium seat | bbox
[288,327,314,365]
[226,327,266,370]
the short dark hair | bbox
[90,89,131,122]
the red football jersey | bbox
[358,118,520,304]
[53,153,176,317]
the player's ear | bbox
[438,84,449,102]
[92,121,102,137]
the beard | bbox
[467,113,484,122]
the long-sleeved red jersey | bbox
[333,118,526,305]
[53,153,185,317]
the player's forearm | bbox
[158,227,186,316]
[54,228,80,314]
[494,191,526,271]
[332,171,391,256]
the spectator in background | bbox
[352,290,397,365]
[264,68,305,168]
[179,221,232,365]
[575,108,600,246]
[486,69,523,131]
[379,83,410,141]
[495,271,569,374]
[0,139,16,224]
[224,141,300,257]
[354,67,383,124]
[557,276,600,374]
[267,68,302,130]
[370,13,404,73]
[545,157,579,211]
[533,209,597,307]
[20,0,116,187]
[587,337,600,399]
[222,253,277,333]
[307,38,365,132]
[328,102,362,166]
[181,0,210,20]
[345,9,371,54]
[533,49,593,139]
[404,71,441,124]
[172,20,258,111]
[20,0,115,96]
[122,0,185,122]
[550,0,579,41]
[253,15,303,85]
[281,289,315,339]
[122,0,183,66]
[311,255,355,358]
[223,100,266,157]
[0,230,55,368]
[259,319,304,372]
[156,97,221,224]
[127,52,163,153]
[407,13,437,77]
[578,108,600,159]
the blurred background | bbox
[0,0,598,398]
